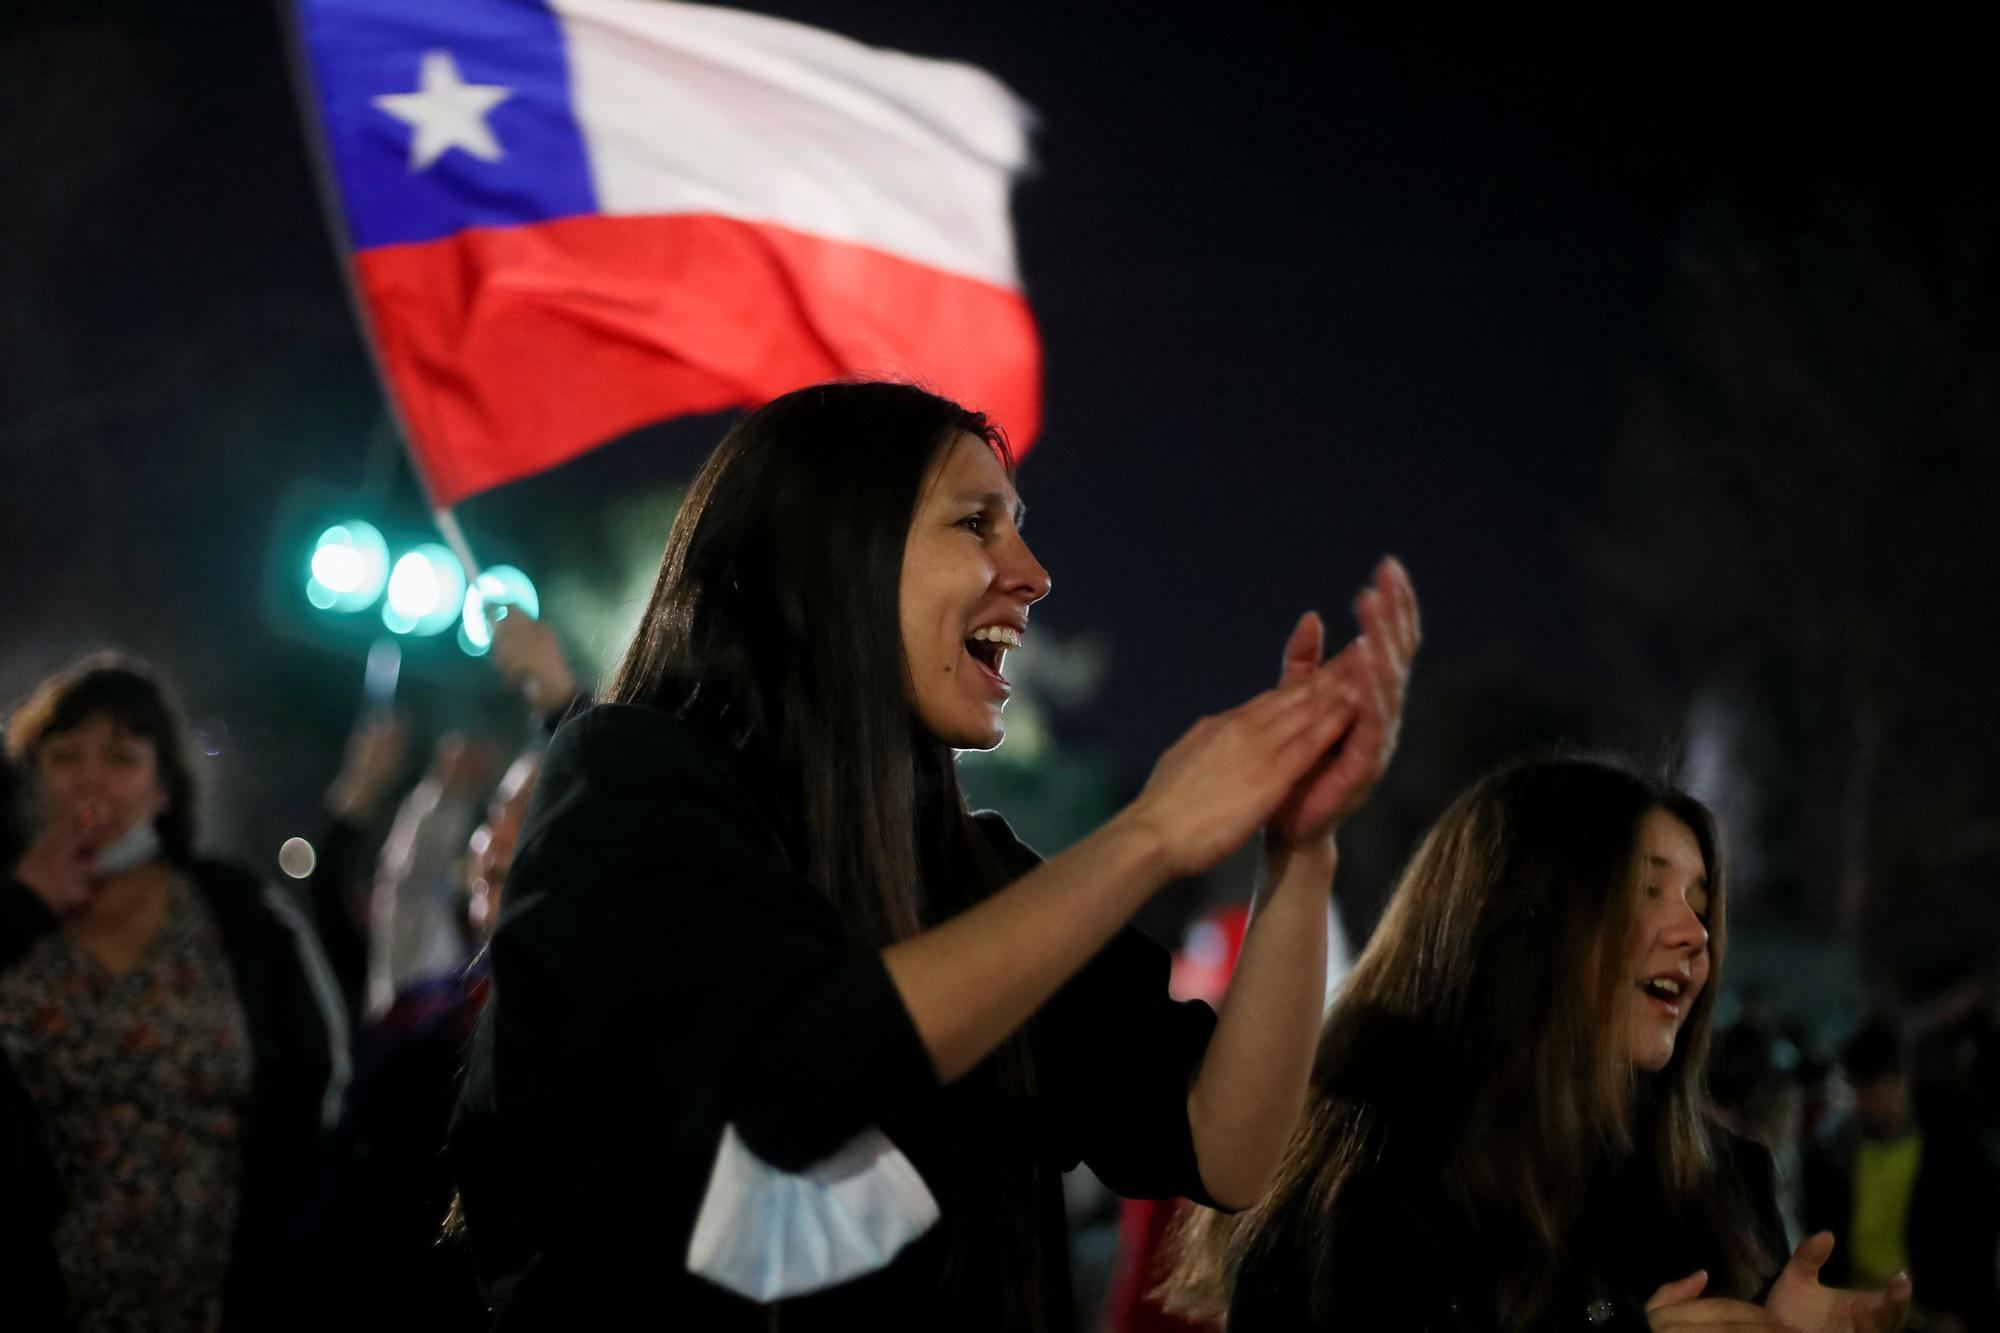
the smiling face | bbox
[1622,807,1713,1072]
[898,432,1051,750]
[33,712,169,860]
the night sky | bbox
[4,4,1990,937]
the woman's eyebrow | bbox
[951,488,1026,526]
[1645,853,1709,889]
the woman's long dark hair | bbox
[608,379,1015,943]
[1164,755,1764,1326]
[607,380,1050,1324]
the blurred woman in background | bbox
[1,655,342,1329]
[1164,755,1912,1333]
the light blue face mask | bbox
[91,817,162,877]
[685,1123,939,1303]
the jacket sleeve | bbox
[484,711,939,1174]
[0,881,58,974]
[1038,924,1221,1204]
[967,811,1220,1205]
[302,816,373,1030]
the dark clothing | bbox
[1229,1020,1787,1333]
[302,965,490,1333]
[0,1047,64,1331]
[0,859,339,1329]
[1803,1119,2000,1327]
[304,814,375,1030]
[450,702,1219,1330]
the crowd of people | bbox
[0,380,1993,1331]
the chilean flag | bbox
[295,0,1041,507]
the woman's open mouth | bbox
[1637,974,1686,1018]
[963,625,1020,690]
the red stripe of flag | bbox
[357,212,1043,505]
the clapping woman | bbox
[448,380,1419,1329]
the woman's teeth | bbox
[969,626,1022,648]
[1640,977,1684,1002]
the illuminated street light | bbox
[458,564,541,656]
[304,521,390,613]
[383,543,465,637]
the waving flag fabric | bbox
[295,0,1041,506]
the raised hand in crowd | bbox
[489,612,579,715]
[1265,555,1419,848]
[9,813,96,916]
[325,711,411,824]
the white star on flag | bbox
[372,50,514,171]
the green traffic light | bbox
[459,565,541,656]
[383,544,465,637]
[305,521,390,613]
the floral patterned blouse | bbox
[0,875,253,1331]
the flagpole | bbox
[278,0,486,596]
[278,0,465,531]
[433,508,481,587]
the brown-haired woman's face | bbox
[34,712,168,860]
[898,432,1050,750]
[1622,808,1712,1072]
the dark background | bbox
[5,4,1995,1027]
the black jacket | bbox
[0,858,342,1329]
[450,702,1219,1330]
[1228,1018,1788,1333]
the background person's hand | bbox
[11,815,98,915]
[1764,1233,1912,1333]
[490,614,579,714]
[429,733,503,799]
[1122,666,1359,881]
[1266,557,1419,847]
[1648,1270,1803,1331]
[325,712,410,822]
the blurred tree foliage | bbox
[1588,194,2000,993]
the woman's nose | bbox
[1664,904,1709,953]
[1002,535,1052,604]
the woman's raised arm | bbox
[883,660,1361,1084]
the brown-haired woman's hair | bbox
[6,653,199,866]
[1162,755,1760,1327]
[605,379,1051,1324]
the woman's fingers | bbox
[1781,1232,1835,1286]
[1648,1299,1799,1328]
[1272,692,1360,772]
[1279,610,1324,684]
[1380,555,1421,658]
[1648,1271,1710,1311]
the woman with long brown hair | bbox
[1163,756,1913,1332]
[447,380,1420,1329]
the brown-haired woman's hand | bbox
[1764,1233,1912,1333]
[1647,1271,1805,1331]
[1265,557,1419,848]
[1121,667,1361,882]
[12,816,97,915]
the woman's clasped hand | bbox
[1121,558,1419,880]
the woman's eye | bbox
[957,513,986,535]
